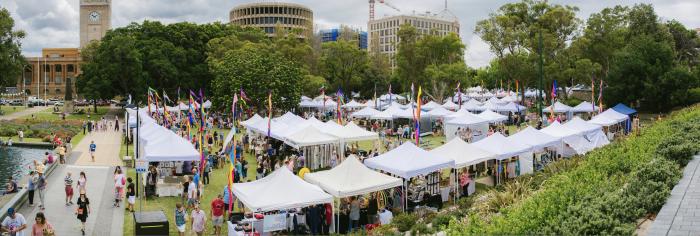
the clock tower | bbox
[80,0,111,48]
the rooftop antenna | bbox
[444,0,448,9]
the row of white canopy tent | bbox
[145,100,212,113]
[543,101,601,114]
[126,108,201,163]
[242,111,379,148]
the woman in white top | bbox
[113,167,125,207]
[78,172,87,194]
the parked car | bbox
[9,100,23,106]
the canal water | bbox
[0,146,50,191]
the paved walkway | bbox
[0,106,48,120]
[647,156,700,236]
[17,108,125,236]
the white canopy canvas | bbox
[472,133,532,160]
[313,95,332,101]
[341,122,379,142]
[299,100,316,108]
[143,133,201,162]
[370,105,402,120]
[364,142,455,178]
[446,110,488,126]
[304,155,402,197]
[393,107,425,119]
[563,117,602,135]
[301,95,312,101]
[350,106,380,118]
[543,101,573,113]
[284,125,339,148]
[588,109,629,126]
[363,100,377,108]
[571,101,599,113]
[540,121,594,155]
[462,99,484,112]
[241,114,263,127]
[341,100,366,109]
[274,111,306,126]
[202,100,212,108]
[507,126,561,152]
[482,91,495,98]
[477,110,508,123]
[429,138,497,168]
[442,100,459,110]
[421,101,441,111]
[485,97,506,105]
[496,102,526,113]
[425,106,455,118]
[232,167,333,212]
[379,93,406,101]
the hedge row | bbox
[448,105,700,235]
[0,119,82,141]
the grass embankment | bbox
[0,106,29,116]
[19,106,111,121]
[439,105,700,235]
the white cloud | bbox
[6,0,700,67]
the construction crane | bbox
[369,0,400,21]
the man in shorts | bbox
[191,203,207,236]
[174,203,186,236]
[187,176,197,209]
[89,141,96,162]
[210,194,225,236]
[58,145,66,164]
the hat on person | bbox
[6,207,15,217]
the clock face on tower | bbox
[89,11,100,22]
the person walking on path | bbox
[114,116,119,132]
[75,193,90,235]
[64,172,74,206]
[36,173,46,211]
[174,203,187,236]
[77,172,86,195]
[210,195,225,236]
[18,130,23,142]
[31,212,53,236]
[27,171,37,207]
[57,145,66,164]
[89,141,96,162]
[190,204,207,236]
[1,208,27,236]
[113,167,125,208]
[126,177,135,212]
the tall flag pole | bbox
[373,83,377,109]
[147,90,153,115]
[457,82,462,110]
[598,79,603,113]
[410,83,415,120]
[515,80,520,114]
[336,89,343,124]
[227,95,238,212]
[550,80,557,118]
[267,91,272,137]
[591,76,596,113]
[415,86,422,145]
[320,86,326,115]
[387,84,392,110]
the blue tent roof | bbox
[612,103,637,115]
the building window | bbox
[44,64,50,72]
[55,89,61,93]
[55,76,62,84]
[67,64,74,73]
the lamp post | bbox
[537,30,544,120]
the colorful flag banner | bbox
[415,86,422,145]
[267,91,272,137]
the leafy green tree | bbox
[395,24,422,91]
[209,43,302,112]
[319,39,368,92]
[301,75,327,97]
[424,63,468,102]
[0,8,26,89]
[666,20,699,67]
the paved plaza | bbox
[647,156,700,236]
[17,109,125,236]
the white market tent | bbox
[284,125,339,148]
[313,95,332,101]
[274,111,306,125]
[364,142,455,179]
[301,95,312,101]
[472,133,532,160]
[480,102,499,111]
[588,109,629,126]
[202,100,212,108]
[350,106,380,119]
[444,109,490,141]
[379,93,406,101]
[477,110,508,123]
[540,121,594,156]
[341,100,366,109]
[370,105,403,120]
[143,134,201,162]
[543,101,573,113]
[564,117,610,148]
[241,114,263,127]
[485,97,506,106]
[429,138,497,168]
[393,107,426,119]
[571,101,599,113]
[232,167,333,212]
[299,100,316,108]
[496,102,527,113]
[304,155,402,198]
[462,99,484,112]
[425,106,455,118]
[507,126,561,152]
[421,101,441,111]
[341,122,379,142]
[442,100,459,110]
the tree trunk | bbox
[93,100,97,113]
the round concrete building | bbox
[229,2,313,39]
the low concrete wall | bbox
[0,145,69,214]
[11,142,54,148]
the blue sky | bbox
[3,0,699,68]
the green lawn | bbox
[19,106,111,121]
[0,106,29,116]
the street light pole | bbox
[537,30,544,120]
